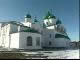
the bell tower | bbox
[43,11,56,27]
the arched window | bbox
[49,41,52,46]
[36,37,40,46]
[49,34,52,38]
[27,36,32,46]
[46,22,49,25]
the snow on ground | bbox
[22,49,79,59]
[42,49,79,59]
[0,49,79,59]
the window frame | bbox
[27,36,32,46]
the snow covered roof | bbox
[0,21,28,28]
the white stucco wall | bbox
[46,25,55,29]
[44,19,49,26]
[9,32,42,49]
[19,32,42,49]
[0,24,10,48]
[18,26,28,32]
[42,28,70,48]
[32,23,42,33]
[0,24,19,48]
[22,22,32,27]
[44,18,57,26]
[10,33,19,48]
[9,24,18,33]
[42,29,55,47]
[25,18,32,23]
[52,38,69,47]
[49,18,56,24]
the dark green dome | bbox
[25,14,31,18]
[44,11,56,19]
[34,19,38,22]
[34,17,38,22]
[34,18,38,22]
[56,20,62,24]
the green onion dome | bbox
[25,14,31,18]
[34,17,38,22]
[44,11,56,19]
[34,19,38,22]
[56,19,62,24]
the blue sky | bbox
[0,0,79,41]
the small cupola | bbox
[25,14,31,18]
[24,13,32,23]
[34,17,38,22]
[56,19,62,24]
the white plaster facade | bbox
[10,32,42,49]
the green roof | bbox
[55,34,70,40]
[25,14,31,18]
[21,28,39,33]
[44,11,56,19]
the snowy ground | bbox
[0,49,79,59]
[21,49,79,59]
[43,49,79,59]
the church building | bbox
[0,11,71,50]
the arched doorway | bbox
[27,36,32,46]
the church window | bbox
[49,34,52,38]
[49,41,52,46]
[46,22,49,25]
[27,36,32,46]
[36,37,40,46]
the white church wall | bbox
[53,38,70,47]
[42,29,55,47]
[44,18,57,26]
[10,33,19,48]
[0,24,10,48]
[32,23,42,33]
[3,35,9,48]
[19,32,42,49]
[44,19,49,26]
[0,24,18,48]
[41,29,48,47]
[18,26,28,32]
[42,28,70,48]
[49,18,56,25]
[25,18,32,23]
[22,22,32,27]
[9,24,18,33]
[46,25,55,29]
